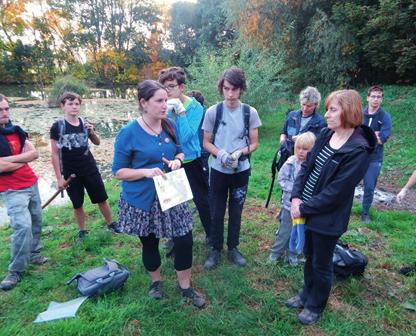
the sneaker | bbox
[30,255,49,265]
[107,222,120,234]
[204,249,221,270]
[227,248,247,267]
[298,308,320,325]
[0,271,21,291]
[288,256,299,266]
[268,253,280,262]
[361,213,371,224]
[178,286,206,308]
[148,281,163,299]
[286,295,304,309]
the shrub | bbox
[187,43,290,113]
[48,75,89,106]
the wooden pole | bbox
[42,174,76,209]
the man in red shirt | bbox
[0,94,47,290]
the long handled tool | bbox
[42,174,76,209]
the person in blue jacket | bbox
[112,80,205,308]
[287,89,376,325]
[361,86,392,224]
[278,86,326,164]
[158,67,212,246]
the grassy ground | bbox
[0,85,415,335]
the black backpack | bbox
[333,240,368,278]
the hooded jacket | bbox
[291,126,377,236]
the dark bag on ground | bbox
[333,240,368,278]
[67,258,129,296]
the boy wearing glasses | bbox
[361,86,392,224]
[158,67,212,246]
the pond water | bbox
[0,85,139,226]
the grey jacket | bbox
[278,155,302,210]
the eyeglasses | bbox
[369,95,383,99]
[165,84,179,91]
[0,107,9,112]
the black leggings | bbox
[139,232,193,272]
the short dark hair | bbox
[158,66,187,85]
[367,85,384,97]
[59,91,82,105]
[217,66,247,95]
[0,94,9,103]
[187,90,205,106]
[325,90,363,129]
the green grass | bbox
[0,85,415,335]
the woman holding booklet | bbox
[112,80,205,308]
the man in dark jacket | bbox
[361,86,392,224]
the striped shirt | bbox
[302,144,336,201]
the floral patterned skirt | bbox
[115,197,194,238]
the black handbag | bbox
[67,259,129,296]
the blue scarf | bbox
[0,121,27,157]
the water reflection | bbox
[0,87,138,224]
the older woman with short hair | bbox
[278,86,326,168]
[286,89,376,325]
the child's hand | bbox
[84,121,95,134]
[396,188,408,203]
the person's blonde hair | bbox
[294,131,316,156]
[325,89,363,128]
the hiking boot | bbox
[107,222,121,234]
[30,255,49,265]
[298,308,320,325]
[148,281,163,299]
[361,213,371,224]
[227,248,247,267]
[204,249,221,270]
[399,265,416,276]
[78,230,89,238]
[286,295,304,309]
[178,286,206,308]
[0,271,21,291]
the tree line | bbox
[0,0,415,96]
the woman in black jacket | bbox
[286,89,376,325]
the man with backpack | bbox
[0,94,48,290]
[361,86,392,224]
[202,67,262,269]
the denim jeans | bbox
[269,208,292,258]
[362,160,382,214]
[289,223,305,255]
[0,183,43,273]
[300,229,339,314]
[210,168,250,251]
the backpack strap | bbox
[57,119,66,175]
[211,102,223,145]
[242,103,250,145]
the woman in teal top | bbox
[112,80,206,308]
